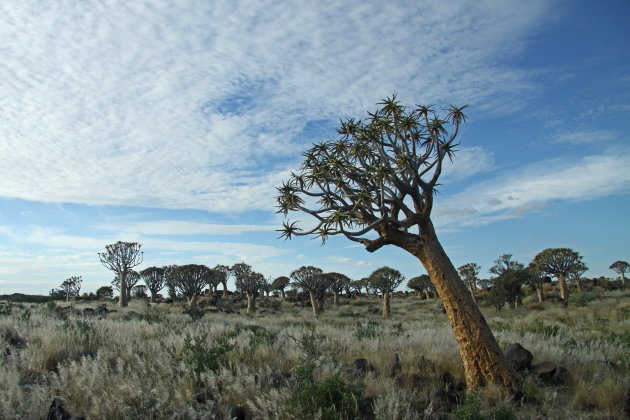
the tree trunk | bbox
[576,278,582,292]
[364,286,369,296]
[537,286,544,303]
[281,289,286,298]
[308,290,320,316]
[468,282,478,304]
[424,289,430,301]
[334,292,339,305]
[119,273,128,307]
[247,293,256,314]
[186,294,196,309]
[392,220,521,392]
[222,281,228,298]
[622,273,626,290]
[559,275,568,300]
[382,291,391,318]
[150,291,157,303]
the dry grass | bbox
[0,287,628,419]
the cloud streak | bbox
[0,1,552,212]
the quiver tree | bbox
[407,274,433,300]
[489,254,526,309]
[231,262,263,314]
[96,285,114,299]
[458,263,481,303]
[132,284,147,299]
[532,248,584,301]
[112,270,140,302]
[569,260,588,292]
[368,266,404,317]
[98,241,143,307]
[290,266,329,316]
[610,260,629,290]
[271,276,290,298]
[276,96,521,392]
[326,272,351,305]
[163,265,178,299]
[169,264,211,309]
[59,276,82,302]
[140,266,167,302]
[213,264,231,298]
[526,262,547,303]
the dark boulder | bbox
[358,396,377,417]
[429,388,457,412]
[531,361,557,381]
[352,358,374,375]
[225,405,246,420]
[504,343,533,371]
[386,353,402,377]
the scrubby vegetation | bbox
[1,281,629,419]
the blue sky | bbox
[1,0,629,295]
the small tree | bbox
[407,274,433,300]
[140,266,167,303]
[96,285,114,300]
[271,276,290,298]
[489,254,526,309]
[59,276,82,302]
[532,248,584,301]
[277,96,520,391]
[569,260,588,292]
[525,262,546,303]
[213,264,231,298]
[112,270,141,302]
[231,262,264,314]
[610,260,629,290]
[369,266,404,317]
[458,263,481,303]
[163,265,178,299]
[326,272,351,305]
[132,284,148,299]
[290,266,329,316]
[170,264,211,309]
[98,241,143,307]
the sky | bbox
[1,0,629,295]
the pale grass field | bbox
[0,286,628,419]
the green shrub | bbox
[293,361,364,420]
[455,392,484,420]
[353,321,383,341]
[179,332,237,378]
[0,303,13,316]
[492,401,516,420]
[569,292,594,307]
[520,319,560,338]
[248,326,277,351]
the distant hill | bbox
[0,293,52,303]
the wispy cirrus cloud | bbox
[434,149,630,228]
[0,1,552,212]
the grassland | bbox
[1,284,629,419]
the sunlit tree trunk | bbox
[388,221,521,392]
[382,291,391,318]
[333,292,339,305]
[308,291,321,316]
[186,294,196,309]
[246,293,256,314]
[537,287,544,303]
[559,275,568,300]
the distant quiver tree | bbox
[59,276,82,302]
[458,263,481,303]
[532,248,584,301]
[326,272,351,305]
[290,266,329,316]
[170,264,211,309]
[98,241,143,307]
[276,95,520,391]
[271,276,290,298]
[610,260,629,290]
[231,262,264,314]
[140,266,167,303]
[368,266,404,317]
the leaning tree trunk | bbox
[308,290,321,316]
[247,293,256,314]
[558,275,568,301]
[382,291,391,318]
[468,282,478,304]
[391,221,521,392]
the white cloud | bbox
[95,220,276,236]
[554,130,617,144]
[0,1,553,212]
[434,150,630,228]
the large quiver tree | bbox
[532,248,584,301]
[98,241,143,307]
[276,95,520,392]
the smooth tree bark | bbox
[532,248,584,301]
[276,96,521,392]
[369,267,404,317]
[610,260,629,290]
[98,241,143,307]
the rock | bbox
[624,385,630,418]
[386,353,402,377]
[366,307,379,314]
[550,366,569,385]
[94,304,109,315]
[352,358,374,375]
[531,361,556,381]
[82,308,95,316]
[504,343,533,371]
[429,388,457,412]
[225,405,246,420]
[45,397,86,420]
[358,397,376,417]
